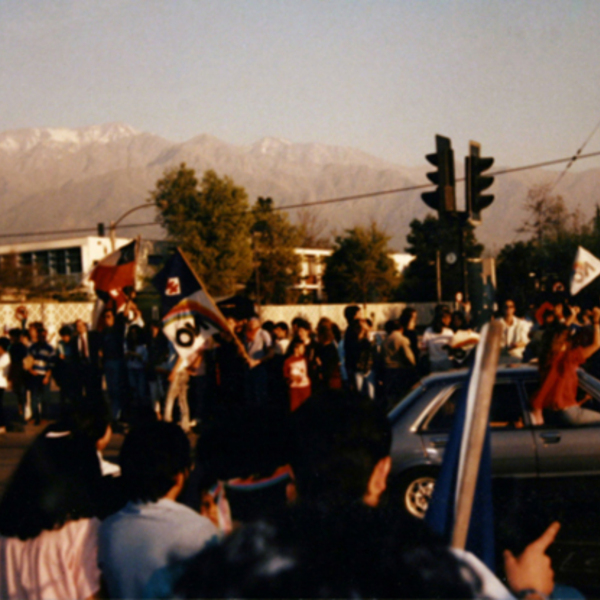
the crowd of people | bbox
[2,293,600,435]
[1,293,600,597]
[0,389,563,599]
[0,302,471,434]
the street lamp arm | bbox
[110,203,155,251]
[113,203,154,228]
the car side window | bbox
[425,387,460,431]
[423,382,524,432]
[489,382,525,429]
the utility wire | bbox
[2,149,600,241]
[550,118,600,192]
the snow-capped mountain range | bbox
[0,122,598,252]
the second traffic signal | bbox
[421,135,456,215]
[466,141,494,223]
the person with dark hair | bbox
[26,326,55,425]
[177,389,559,599]
[0,338,10,434]
[313,318,342,392]
[0,427,103,599]
[290,390,391,508]
[125,324,149,412]
[353,318,376,400]
[98,421,218,599]
[343,305,363,390]
[72,402,120,477]
[531,307,600,426]
[421,306,454,372]
[382,318,417,408]
[98,309,128,422]
[55,325,79,415]
[244,316,274,406]
[399,307,419,362]
[273,321,290,355]
[499,299,532,364]
[74,319,102,406]
[147,320,169,417]
[175,502,480,599]
[7,328,27,424]
[283,339,312,412]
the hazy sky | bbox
[1,0,599,171]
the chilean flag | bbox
[89,240,137,300]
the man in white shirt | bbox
[499,300,532,364]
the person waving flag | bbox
[152,248,248,365]
[88,239,138,328]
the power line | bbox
[550,117,600,191]
[2,149,600,241]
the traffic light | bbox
[97,222,105,237]
[421,135,456,215]
[466,141,494,223]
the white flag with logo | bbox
[571,246,600,295]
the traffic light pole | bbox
[458,215,469,303]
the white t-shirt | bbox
[0,518,101,600]
[0,353,10,388]
[421,327,454,363]
[500,317,531,359]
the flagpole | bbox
[176,248,252,363]
[451,319,502,552]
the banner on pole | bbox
[571,246,600,296]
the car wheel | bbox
[397,469,437,519]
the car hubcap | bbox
[405,476,436,518]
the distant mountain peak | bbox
[251,137,293,155]
[0,122,139,154]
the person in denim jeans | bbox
[27,327,55,425]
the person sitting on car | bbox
[531,307,600,426]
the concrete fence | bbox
[260,302,441,330]
[0,301,445,341]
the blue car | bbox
[388,365,600,518]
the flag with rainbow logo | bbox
[153,249,232,365]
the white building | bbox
[0,236,132,293]
[293,248,415,302]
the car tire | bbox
[394,468,438,519]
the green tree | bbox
[323,223,399,303]
[496,187,600,306]
[247,197,302,304]
[396,215,484,302]
[151,164,253,296]
[516,184,571,244]
[296,208,331,249]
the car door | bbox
[524,378,600,476]
[419,380,537,477]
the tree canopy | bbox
[497,184,600,307]
[397,215,484,302]
[246,197,302,305]
[323,223,399,303]
[151,164,253,296]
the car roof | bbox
[419,364,540,387]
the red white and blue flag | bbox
[88,240,137,328]
[153,249,231,365]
